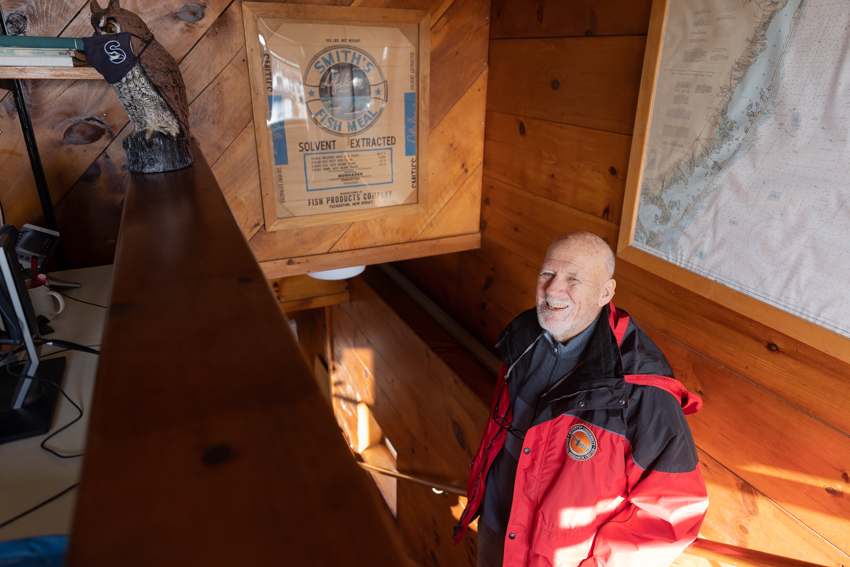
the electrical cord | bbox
[0,342,99,529]
[0,483,78,531]
[2,348,88,459]
[35,339,100,355]
[43,282,107,309]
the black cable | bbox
[3,341,99,459]
[37,379,85,459]
[43,284,107,309]
[36,339,100,355]
[0,483,78,530]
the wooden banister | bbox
[67,144,408,565]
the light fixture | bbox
[307,265,366,281]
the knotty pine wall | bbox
[330,268,494,567]
[0,0,488,271]
[394,0,850,565]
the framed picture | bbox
[620,0,850,350]
[242,3,430,231]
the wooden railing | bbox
[67,144,409,566]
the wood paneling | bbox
[260,233,480,279]
[0,0,232,229]
[395,250,515,352]
[614,253,850,436]
[417,166,482,240]
[53,0,253,265]
[332,270,491,566]
[269,274,349,313]
[641,325,849,558]
[490,0,652,39]
[188,47,253,166]
[487,36,647,135]
[484,110,630,223]
[695,449,844,566]
[481,177,619,265]
[4,0,489,277]
[428,0,490,128]
[210,121,264,240]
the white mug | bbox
[28,287,65,321]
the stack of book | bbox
[0,36,85,68]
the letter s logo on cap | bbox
[104,39,126,64]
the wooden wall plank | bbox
[428,0,490,128]
[457,236,538,318]
[489,0,652,39]
[356,268,494,411]
[52,143,128,268]
[351,0,455,23]
[484,110,630,224]
[398,484,477,567]
[481,177,619,266]
[259,233,480,279]
[330,71,487,251]
[417,166,482,240]
[643,325,850,554]
[487,36,646,135]
[249,223,351,263]
[1,80,124,228]
[0,0,232,229]
[334,299,473,474]
[614,258,850,436]
[332,271,493,567]
[395,251,514,351]
[210,122,264,240]
[0,0,85,39]
[269,274,348,304]
[190,46,253,166]
[696,449,845,566]
[179,1,248,104]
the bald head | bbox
[536,232,617,342]
[545,232,615,279]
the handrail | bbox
[354,424,821,567]
[355,460,467,496]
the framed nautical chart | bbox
[243,4,429,231]
[620,0,850,342]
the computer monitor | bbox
[0,224,65,445]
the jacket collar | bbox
[497,304,626,401]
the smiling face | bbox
[535,234,616,343]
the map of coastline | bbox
[634,0,850,338]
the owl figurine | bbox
[90,0,193,173]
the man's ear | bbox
[597,278,616,307]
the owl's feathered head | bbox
[90,0,153,43]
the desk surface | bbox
[0,265,112,542]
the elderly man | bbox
[453,232,708,567]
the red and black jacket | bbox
[453,303,708,567]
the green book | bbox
[0,35,85,51]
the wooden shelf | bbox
[0,65,102,79]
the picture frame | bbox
[619,0,849,355]
[242,3,430,231]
